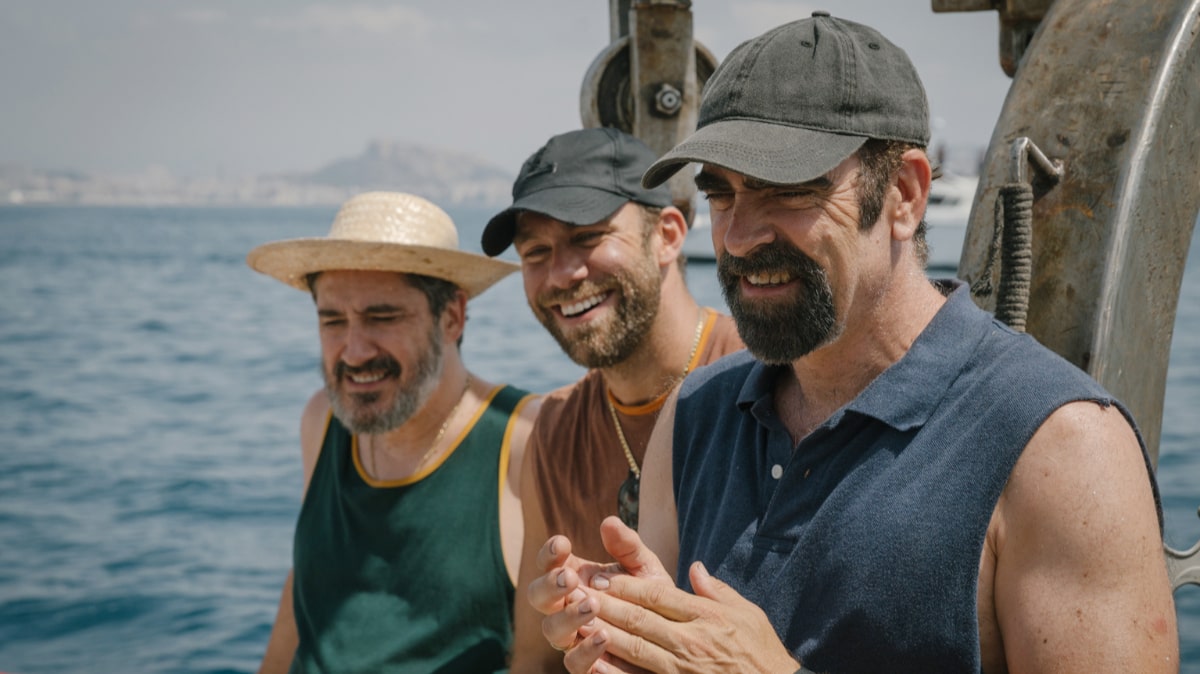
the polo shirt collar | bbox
[736,281,992,432]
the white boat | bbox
[682,172,981,271]
[923,172,979,272]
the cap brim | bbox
[482,186,629,256]
[643,119,868,189]
[246,239,518,298]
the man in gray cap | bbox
[482,126,742,672]
[528,13,1176,674]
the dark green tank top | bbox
[290,384,532,674]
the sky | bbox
[0,1,1014,179]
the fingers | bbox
[562,627,608,673]
[529,561,584,615]
[536,534,572,574]
[688,561,736,603]
[595,568,703,624]
[598,516,671,580]
[540,587,592,652]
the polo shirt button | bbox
[771,464,783,479]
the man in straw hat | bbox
[247,191,541,673]
[480,126,742,672]
[527,13,1176,674]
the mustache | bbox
[334,356,401,381]
[719,241,822,277]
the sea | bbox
[0,204,1196,673]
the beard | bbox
[718,241,837,365]
[531,251,662,369]
[324,324,444,434]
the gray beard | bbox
[325,326,444,435]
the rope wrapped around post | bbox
[994,182,1034,332]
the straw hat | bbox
[246,191,518,298]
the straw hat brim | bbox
[246,238,519,298]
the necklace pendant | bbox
[617,469,639,530]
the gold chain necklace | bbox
[366,375,472,479]
[606,311,706,479]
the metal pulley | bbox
[580,0,718,224]
[580,36,717,131]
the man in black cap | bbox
[481,126,742,672]
[528,13,1176,674]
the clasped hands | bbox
[527,516,801,674]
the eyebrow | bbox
[317,303,408,317]
[694,169,834,193]
[694,170,731,192]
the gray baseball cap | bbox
[642,11,930,189]
[483,127,674,257]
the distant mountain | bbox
[0,140,516,208]
[296,140,513,206]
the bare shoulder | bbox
[493,380,543,492]
[1005,400,1151,516]
[298,389,330,489]
[988,400,1176,672]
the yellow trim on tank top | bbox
[607,307,719,416]
[498,392,538,514]
[353,383,506,488]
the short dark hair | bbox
[855,138,930,266]
[403,273,461,318]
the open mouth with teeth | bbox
[336,357,400,388]
[347,371,388,384]
[745,272,795,287]
[556,291,610,318]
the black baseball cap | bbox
[482,127,674,257]
[643,11,931,189]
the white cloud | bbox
[254,5,431,38]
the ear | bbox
[890,149,933,243]
[654,205,689,267]
[441,289,469,345]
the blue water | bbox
[0,205,1195,673]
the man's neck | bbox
[370,359,472,455]
[602,275,704,407]
[779,275,946,443]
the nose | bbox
[340,321,379,366]
[716,200,776,259]
[546,246,589,290]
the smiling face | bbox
[312,270,450,434]
[513,203,663,369]
[699,156,890,364]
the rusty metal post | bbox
[959,0,1200,467]
[581,0,716,225]
[933,0,1056,76]
[628,2,701,223]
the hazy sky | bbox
[1,1,1013,178]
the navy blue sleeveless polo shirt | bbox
[672,283,1162,673]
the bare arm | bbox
[257,390,329,674]
[638,385,680,579]
[501,391,541,586]
[509,414,568,673]
[257,571,298,674]
[990,401,1177,672]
